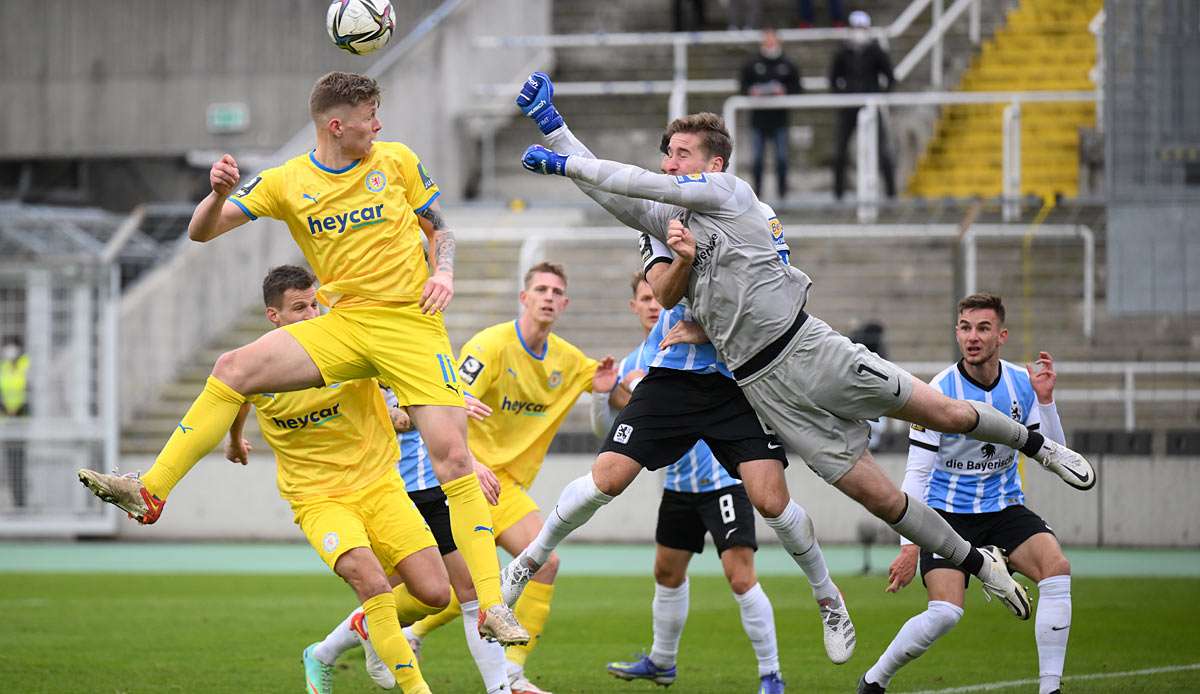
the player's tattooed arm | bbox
[417,200,455,313]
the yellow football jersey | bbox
[248,377,399,501]
[457,320,598,488]
[229,141,440,307]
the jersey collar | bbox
[956,359,1002,392]
[308,150,362,174]
[514,319,548,361]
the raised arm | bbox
[416,199,455,314]
[188,154,253,242]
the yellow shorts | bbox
[292,471,436,572]
[491,472,541,537]
[283,301,465,408]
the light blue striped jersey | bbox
[617,342,740,494]
[383,388,439,492]
[909,360,1042,513]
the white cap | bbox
[848,10,871,28]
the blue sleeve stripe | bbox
[414,190,441,215]
[228,197,257,221]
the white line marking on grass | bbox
[908,662,1200,693]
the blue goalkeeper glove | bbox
[516,72,565,135]
[521,145,569,175]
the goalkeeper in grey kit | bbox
[502,72,1098,628]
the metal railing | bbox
[476,0,983,119]
[897,361,1199,431]
[721,89,1098,222]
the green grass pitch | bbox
[2,573,1198,692]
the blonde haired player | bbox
[407,262,618,694]
[221,265,451,694]
[78,71,528,677]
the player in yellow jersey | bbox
[76,71,527,648]
[408,262,617,694]
[222,265,448,694]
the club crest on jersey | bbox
[614,423,633,444]
[1010,401,1021,420]
[459,356,484,385]
[323,532,339,553]
[547,370,563,388]
[365,170,387,193]
[675,173,707,184]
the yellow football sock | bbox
[141,375,245,499]
[505,579,555,667]
[441,473,502,609]
[411,590,463,639]
[392,584,443,624]
[362,593,428,693]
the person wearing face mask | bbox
[829,10,897,201]
[0,337,28,507]
[739,28,803,200]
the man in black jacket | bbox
[830,11,897,200]
[740,28,803,199]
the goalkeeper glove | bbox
[516,72,565,135]
[521,145,569,175]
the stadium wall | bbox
[113,453,1200,548]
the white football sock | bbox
[734,583,780,677]
[526,474,613,566]
[649,580,689,670]
[1036,575,1071,694]
[763,500,838,601]
[313,607,361,665]
[866,600,962,687]
[461,599,510,693]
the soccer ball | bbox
[327,0,395,55]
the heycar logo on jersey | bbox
[306,205,386,235]
[272,403,342,429]
[500,396,548,416]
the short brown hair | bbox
[663,113,733,171]
[957,293,1005,323]
[263,265,316,308]
[523,261,567,288]
[630,271,648,296]
[309,71,381,120]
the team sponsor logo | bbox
[942,456,1012,472]
[271,402,342,429]
[675,172,707,184]
[323,532,339,553]
[501,395,548,416]
[417,162,435,190]
[547,370,562,388]
[614,423,633,444]
[691,232,720,272]
[233,175,262,199]
[306,204,386,235]
[769,216,784,241]
[365,169,387,193]
[459,356,484,385]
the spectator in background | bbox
[798,0,845,28]
[0,337,28,508]
[830,10,897,201]
[740,28,803,200]
[728,0,762,30]
[673,0,706,31]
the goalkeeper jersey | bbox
[228,141,440,308]
[457,320,598,488]
[249,378,399,501]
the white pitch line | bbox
[907,662,1200,693]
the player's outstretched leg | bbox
[896,380,1095,490]
[502,453,639,604]
[740,460,856,663]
